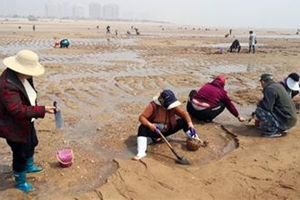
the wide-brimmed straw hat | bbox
[2,50,45,76]
[153,89,181,110]
[286,73,300,91]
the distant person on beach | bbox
[132,89,200,160]
[60,39,70,48]
[229,39,241,53]
[0,50,56,192]
[106,25,110,34]
[134,27,140,35]
[255,73,297,137]
[187,75,245,122]
[248,30,257,53]
[32,25,35,31]
[279,72,300,98]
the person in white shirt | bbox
[249,30,257,53]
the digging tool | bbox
[247,112,255,123]
[156,129,190,165]
[53,101,63,129]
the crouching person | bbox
[187,75,245,122]
[60,39,70,48]
[229,39,241,53]
[133,89,199,160]
[255,74,297,137]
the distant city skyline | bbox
[43,2,119,20]
[0,0,299,28]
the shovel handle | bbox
[155,129,172,148]
[53,101,57,114]
[155,129,183,160]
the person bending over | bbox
[230,39,241,53]
[187,75,245,122]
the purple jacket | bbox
[193,78,239,117]
[0,68,46,142]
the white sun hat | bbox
[287,77,300,91]
[153,89,181,110]
[2,50,45,76]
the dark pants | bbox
[137,119,189,141]
[249,45,255,53]
[6,124,38,172]
[230,46,241,53]
[187,90,225,122]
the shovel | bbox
[53,101,63,129]
[247,112,255,123]
[156,129,190,165]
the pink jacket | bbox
[193,78,239,117]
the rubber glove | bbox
[188,128,200,140]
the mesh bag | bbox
[186,138,201,151]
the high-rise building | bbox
[102,4,119,20]
[45,2,61,18]
[89,2,101,20]
[61,2,72,18]
[72,4,87,19]
[45,2,72,19]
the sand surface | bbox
[0,19,300,200]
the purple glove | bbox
[186,128,200,140]
[154,126,160,134]
[189,128,197,137]
[149,123,161,134]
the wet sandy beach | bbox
[0,19,300,199]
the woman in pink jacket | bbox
[187,75,245,122]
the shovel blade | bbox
[53,101,63,129]
[175,157,190,165]
[55,110,63,129]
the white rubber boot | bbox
[132,136,147,160]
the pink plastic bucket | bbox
[56,148,73,168]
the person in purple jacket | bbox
[187,75,245,122]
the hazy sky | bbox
[1,0,299,28]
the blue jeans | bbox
[255,107,283,134]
